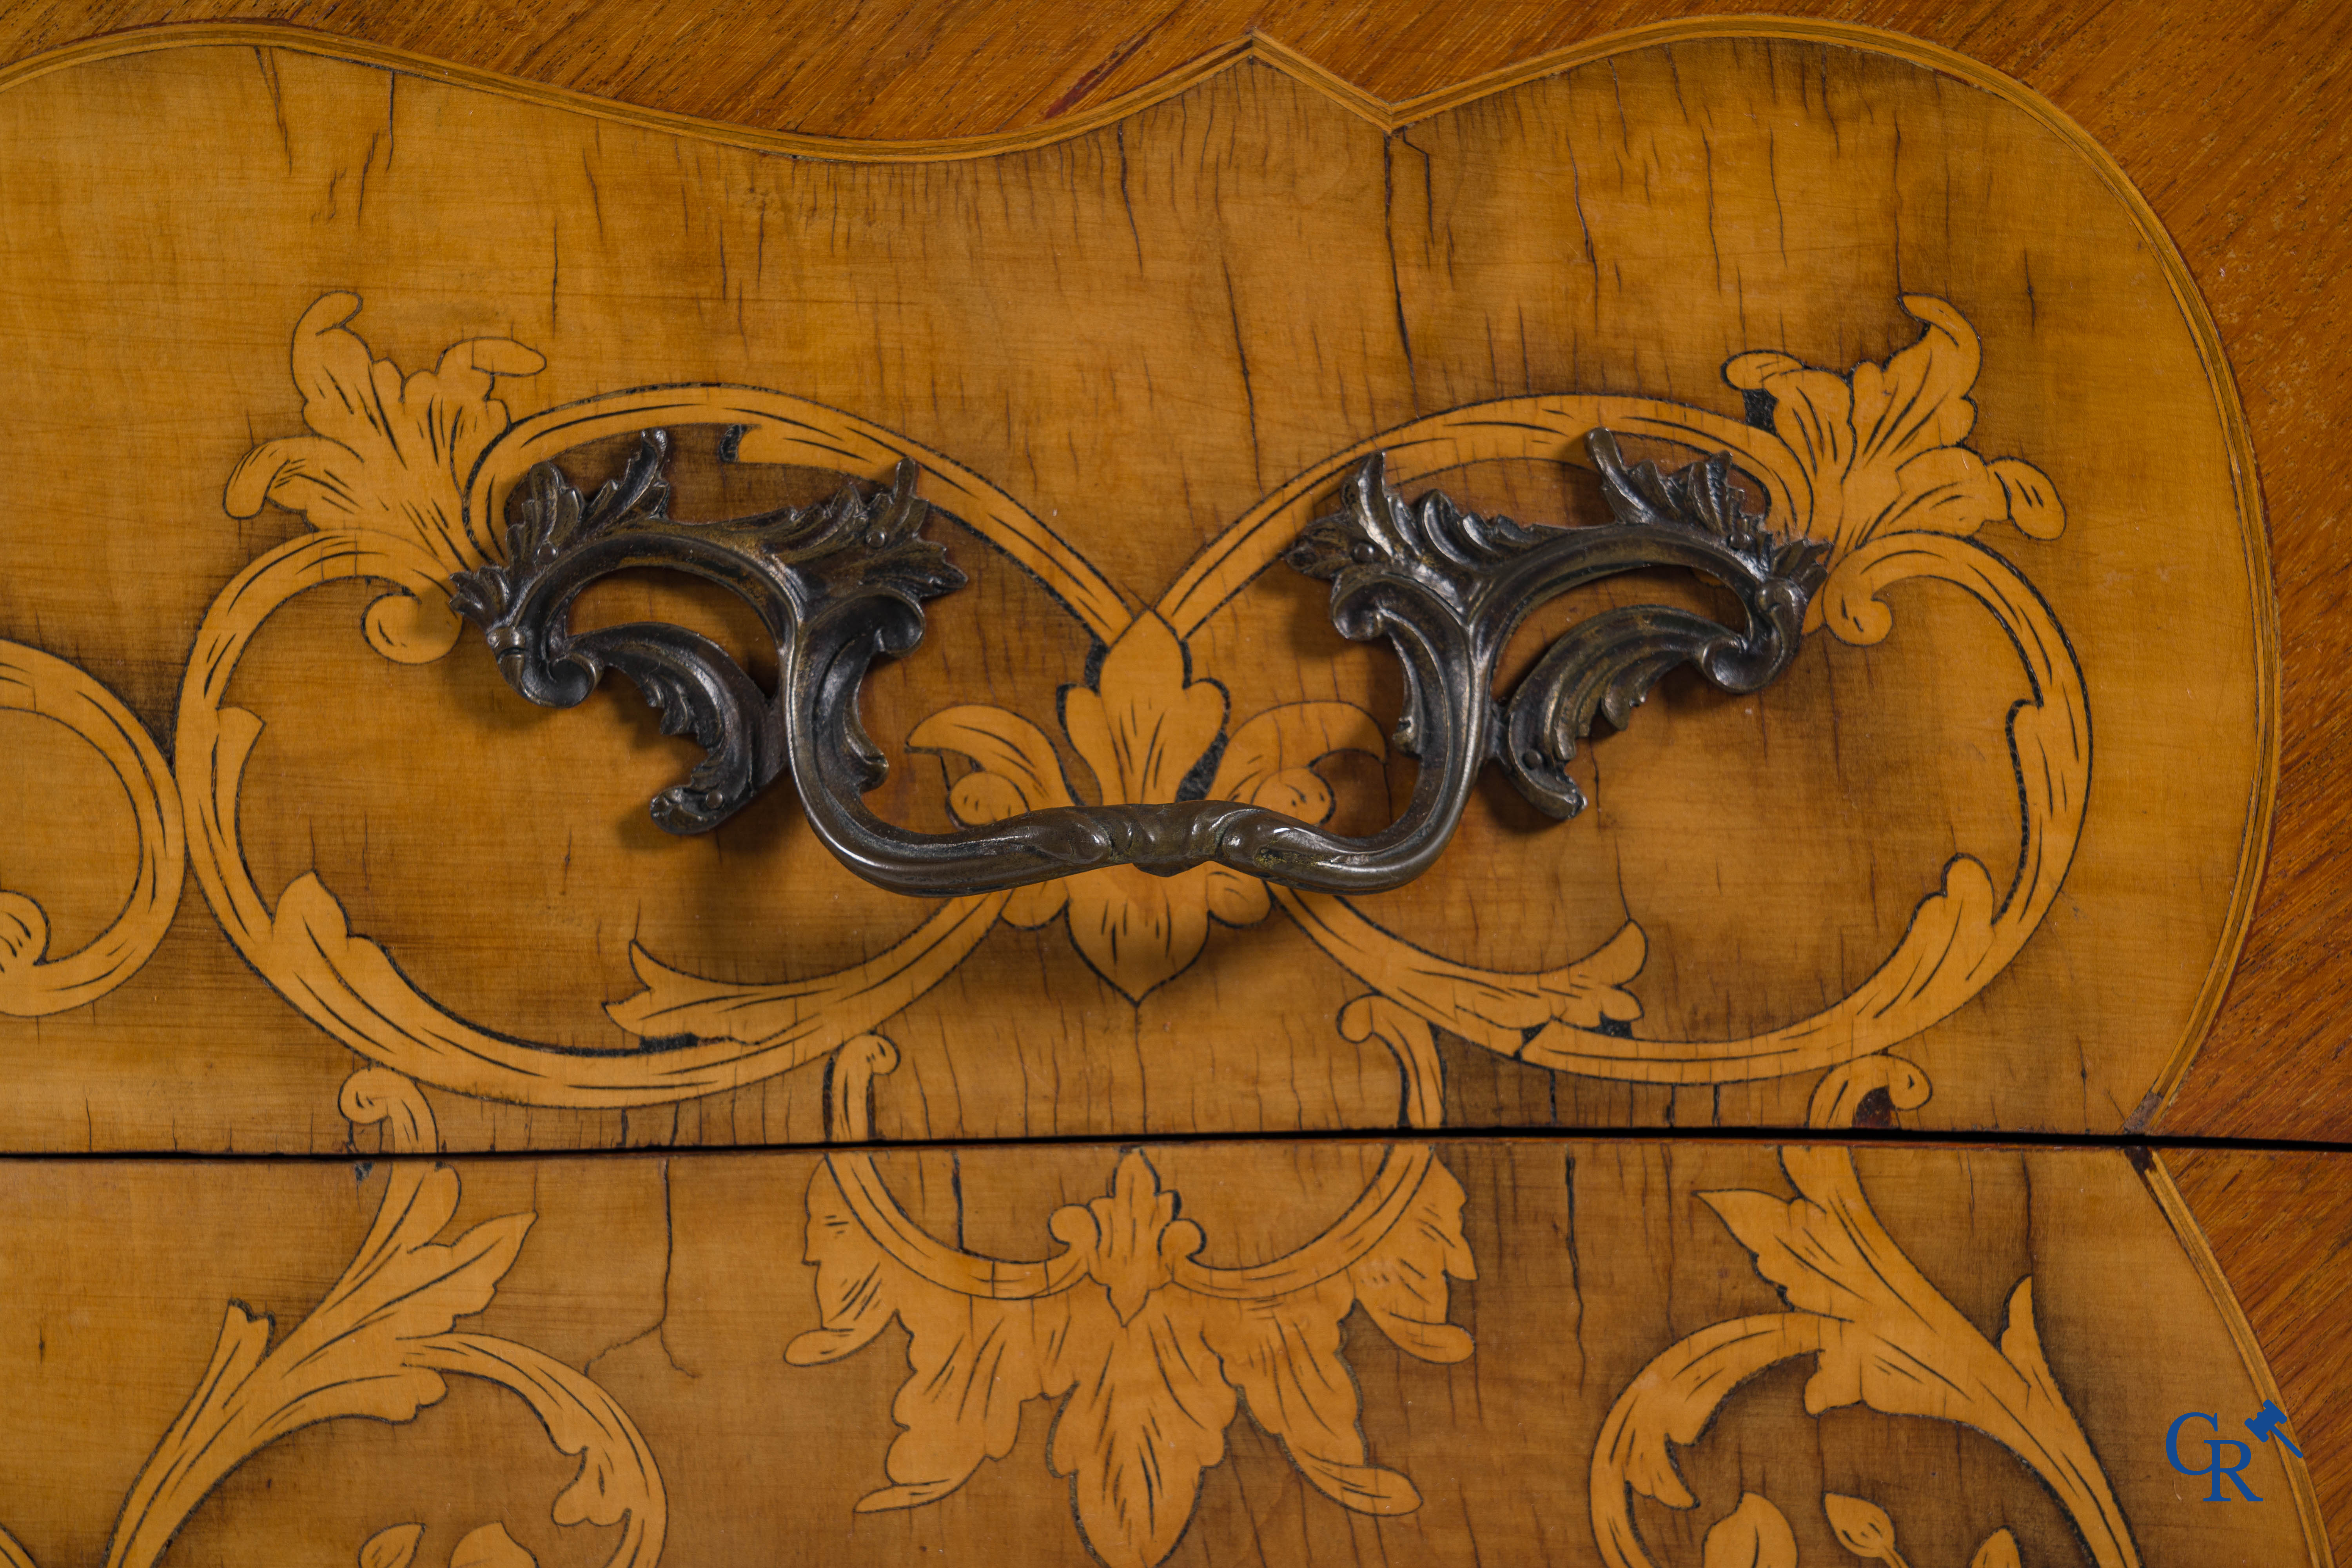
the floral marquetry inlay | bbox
[71,283,2087,1116]
[0,284,2120,1565]
[1592,1146,2128,1568]
[0,273,2163,1568]
[915,612,1386,1000]
[0,1070,664,1568]
[0,18,2308,1568]
[225,292,547,578]
[790,1144,1473,1568]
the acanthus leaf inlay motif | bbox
[1591,1145,2133,1568]
[1725,296,2064,568]
[0,1069,664,1568]
[787,1143,1472,1568]
[225,291,546,578]
[0,285,2166,1568]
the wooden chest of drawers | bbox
[1,5,2345,1564]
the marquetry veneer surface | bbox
[0,24,2268,1151]
[0,11,2338,1568]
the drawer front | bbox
[0,10,2339,1567]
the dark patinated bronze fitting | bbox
[450,427,1827,896]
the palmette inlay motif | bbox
[795,1149,1473,1568]
[1,288,2161,1566]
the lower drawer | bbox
[0,1109,2331,1567]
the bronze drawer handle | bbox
[450,428,1825,895]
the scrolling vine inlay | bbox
[42,287,2110,1568]
[0,1068,664,1568]
[0,17,2312,1568]
[0,289,2076,1113]
[0,285,2121,1566]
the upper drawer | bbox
[0,23,2268,1153]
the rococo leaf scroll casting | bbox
[17,290,2090,1112]
[447,417,1824,895]
[0,292,2138,1566]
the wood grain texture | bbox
[2174,1149,2352,1556]
[1,0,2332,1137]
[0,2,2346,1559]
[0,1127,2330,1568]
[0,20,2271,1150]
